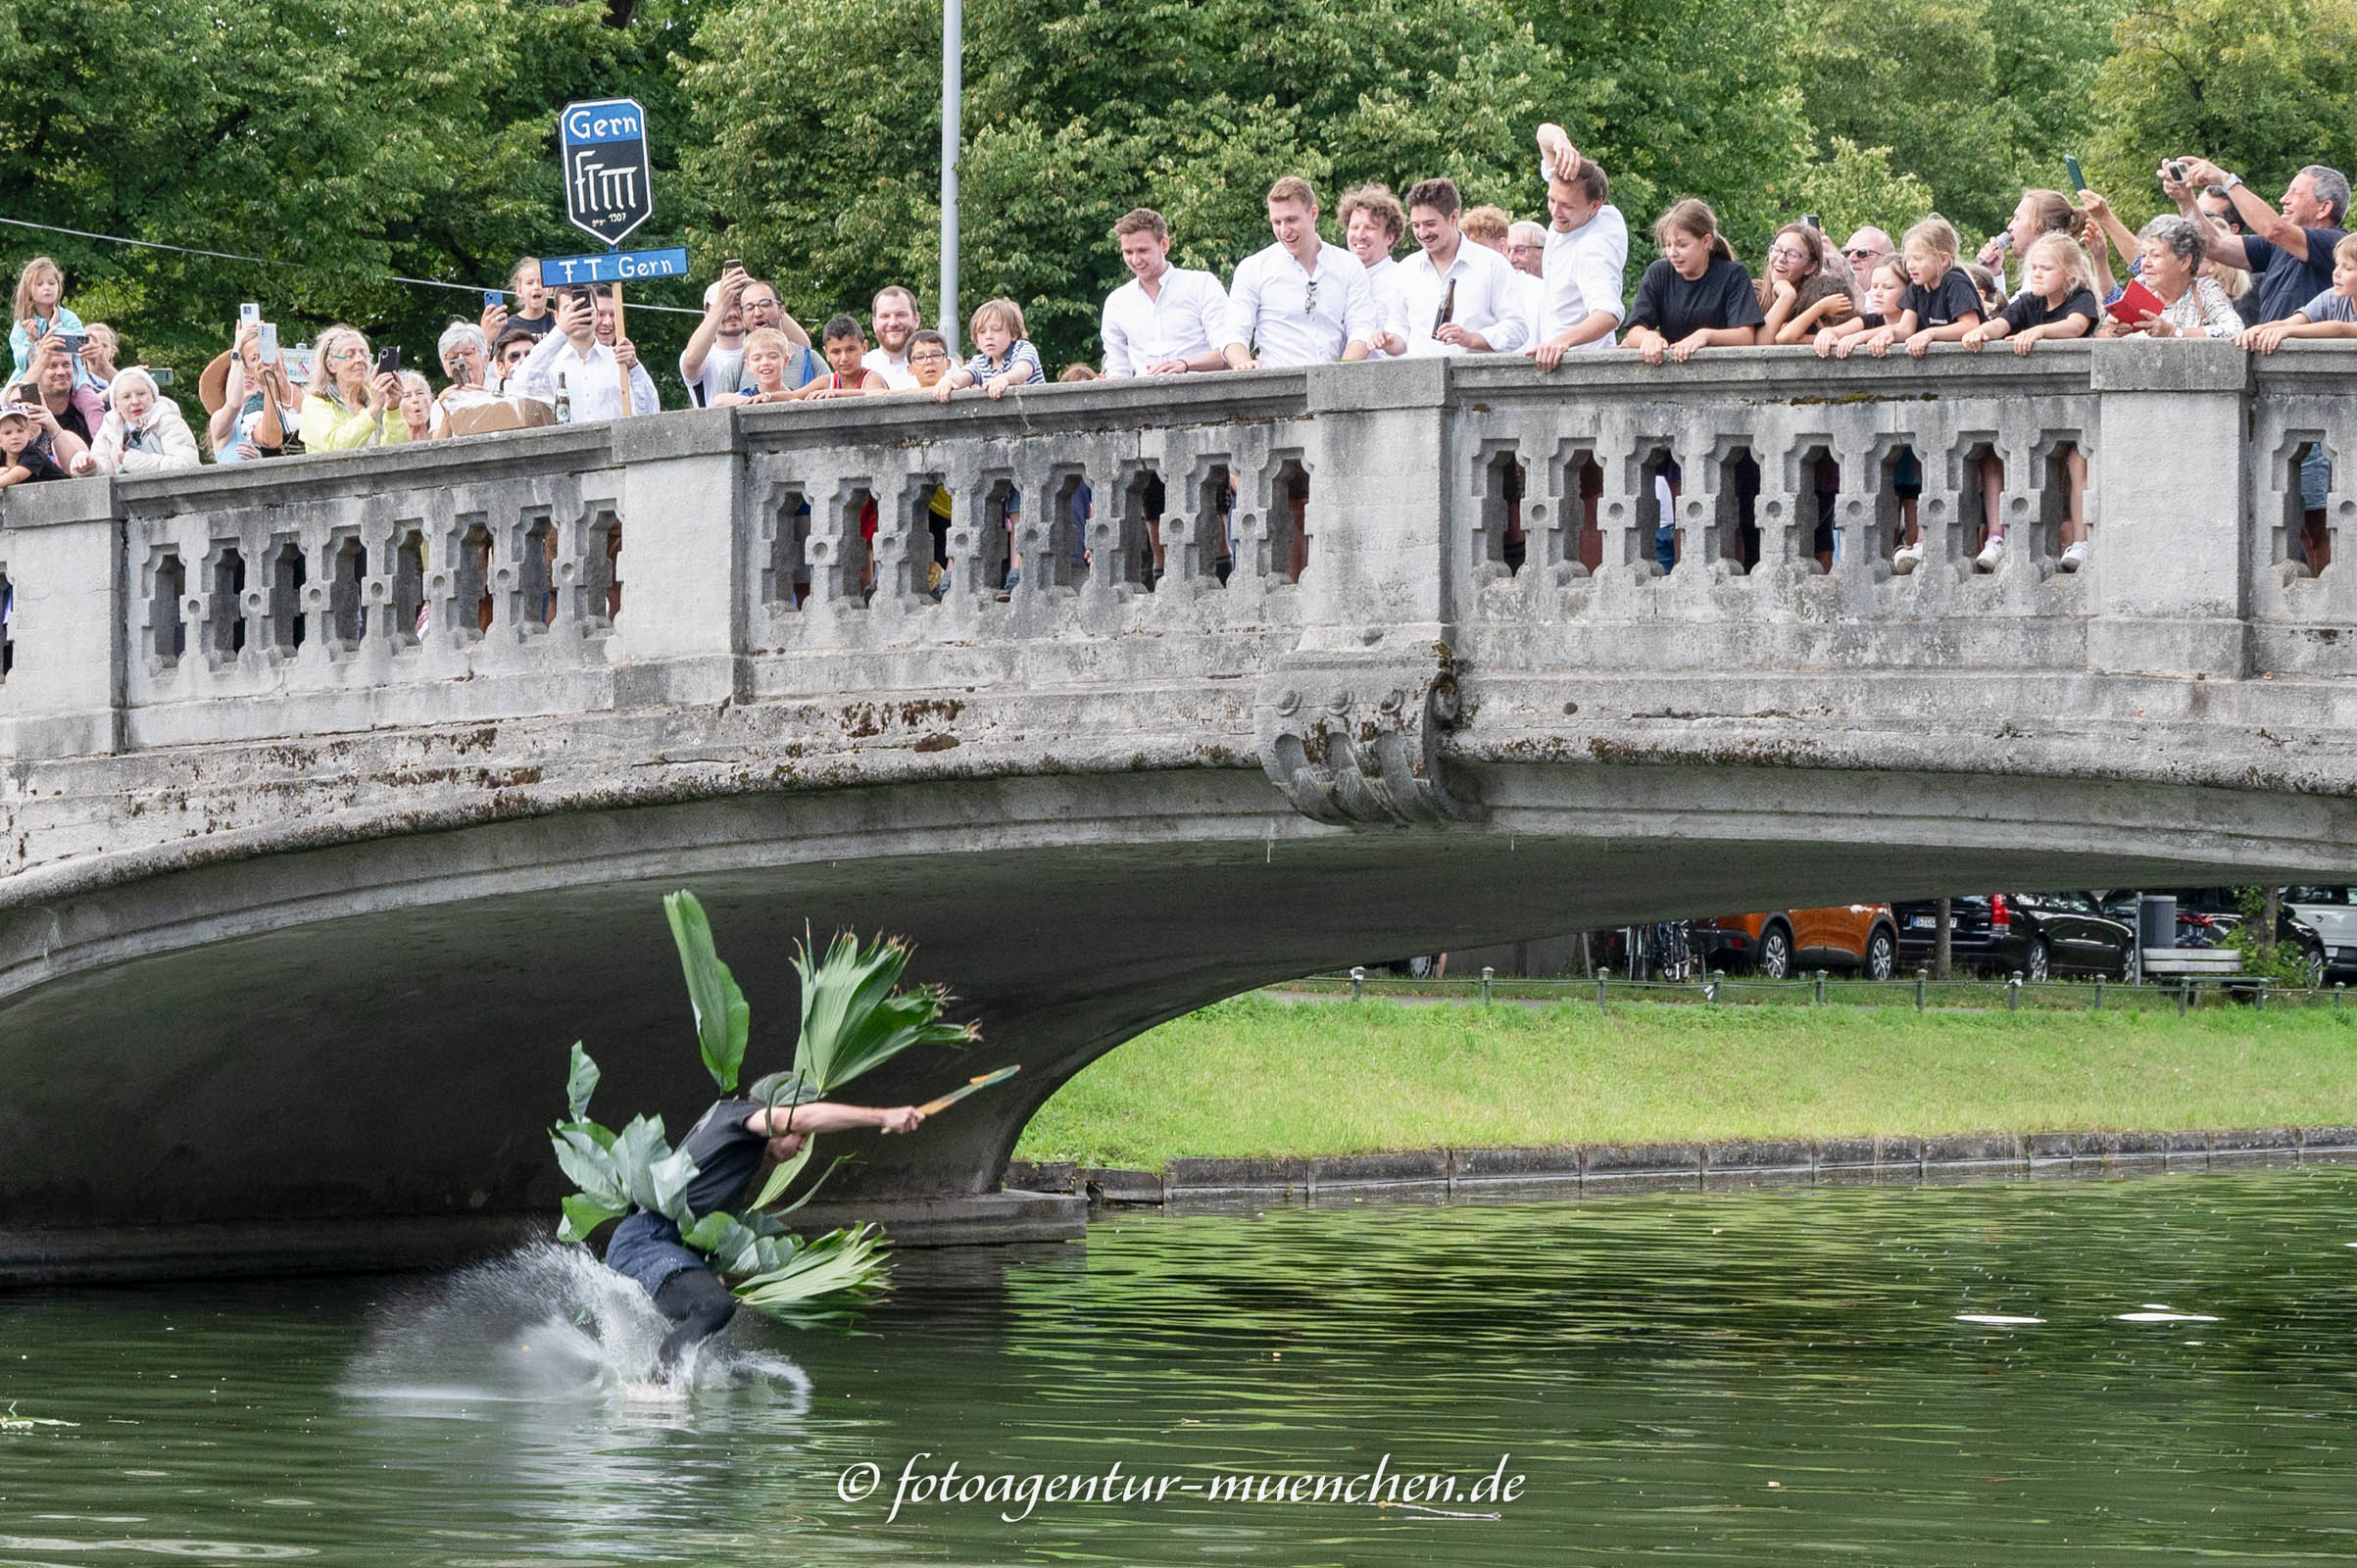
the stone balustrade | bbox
[0,338,2340,763]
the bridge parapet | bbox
[0,341,2338,767]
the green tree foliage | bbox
[2090,0,2357,216]
[1792,0,2121,238]
[1517,0,1823,246]
[9,0,2357,389]
[686,0,1564,362]
[0,0,697,379]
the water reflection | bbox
[3,1169,2357,1562]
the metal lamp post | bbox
[940,0,961,356]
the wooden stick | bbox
[613,281,630,413]
[915,1064,1019,1117]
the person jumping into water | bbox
[602,1074,926,1379]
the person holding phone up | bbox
[514,288,659,422]
[208,325,302,463]
[298,324,409,451]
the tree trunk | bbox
[1934,897,1953,981]
[2260,887,2282,955]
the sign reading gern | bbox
[559,97,654,248]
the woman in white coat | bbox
[74,368,201,475]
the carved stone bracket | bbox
[1255,646,1484,828]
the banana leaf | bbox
[790,930,975,1092]
[559,1193,629,1243]
[665,891,752,1093]
[565,1043,601,1121]
[552,1125,626,1209]
[731,1224,891,1321]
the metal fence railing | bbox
[1286,966,2351,1015]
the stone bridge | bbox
[6,340,2357,1279]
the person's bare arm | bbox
[1533,309,1620,368]
[746,1102,925,1137]
[679,270,742,379]
[1904,313,1983,357]
[1536,122,1582,181]
[2184,159,2309,259]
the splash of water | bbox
[342,1240,811,1410]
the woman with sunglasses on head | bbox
[299,325,407,451]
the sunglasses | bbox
[1302,277,1321,316]
[1843,248,1879,261]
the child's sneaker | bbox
[2058,539,2089,573]
[1974,533,2005,573]
[1891,542,1924,575]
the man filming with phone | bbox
[515,285,660,422]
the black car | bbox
[1891,892,2136,981]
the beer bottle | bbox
[554,370,571,425]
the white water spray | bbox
[342,1241,811,1410]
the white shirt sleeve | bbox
[1338,253,1378,352]
[1575,212,1630,325]
[1188,272,1229,362]
[1219,256,1260,355]
[1482,257,1532,353]
[1101,290,1135,378]
[628,359,660,416]
[516,329,567,402]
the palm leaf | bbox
[731,1224,892,1320]
[789,929,976,1093]
[664,891,752,1093]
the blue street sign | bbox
[539,249,692,287]
[559,96,654,248]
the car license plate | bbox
[1909,915,1935,929]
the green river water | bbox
[5,1166,2357,1565]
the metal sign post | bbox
[559,97,655,415]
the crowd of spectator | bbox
[6,122,2355,575]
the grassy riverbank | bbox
[1012,995,2357,1167]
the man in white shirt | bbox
[1507,220,1549,344]
[1219,175,1377,369]
[517,288,659,420]
[864,286,921,389]
[1100,209,1229,376]
[679,270,748,408]
[1338,184,1412,358]
[1530,124,1630,368]
[1396,178,1531,357]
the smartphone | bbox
[258,322,279,364]
[376,346,400,377]
[2166,160,2188,181]
[150,367,174,387]
[55,332,87,355]
[239,302,261,329]
[722,258,742,272]
[483,290,504,309]
[1801,214,1820,230]
[2065,155,2086,192]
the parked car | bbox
[1891,893,2136,981]
[2284,887,2357,979]
[1695,906,1899,980]
[2118,888,2332,987]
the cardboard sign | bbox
[560,97,654,248]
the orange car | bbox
[1694,906,1900,980]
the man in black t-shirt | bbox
[602,1076,926,1379]
[2171,158,2347,324]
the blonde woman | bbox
[299,325,407,451]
